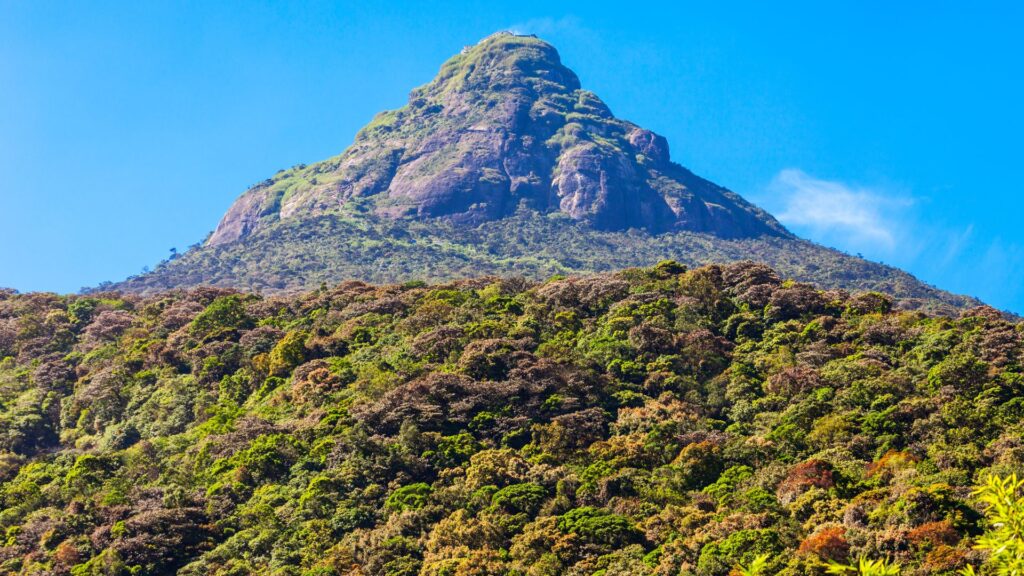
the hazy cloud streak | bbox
[769,169,912,252]
[506,16,585,37]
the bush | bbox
[267,330,308,376]
[386,483,432,512]
[190,295,253,340]
[492,483,547,514]
[556,507,639,547]
[696,529,784,576]
[798,526,850,562]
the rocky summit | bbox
[207,33,789,245]
[114,33,978,314]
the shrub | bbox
[556,507,639,547]
[387,483,432,512]
[798,526,850,562]
[190,295,253,340]
[907,519,959,548]
[492,483,548,514]
[696,529,784,576]
[268,330,308,376]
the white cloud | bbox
[761,169,1023,312]
[506,16,585,38]
[768,169,913,252]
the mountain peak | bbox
[430,32,581,95]
[206,33,789,245]
[116,34,979,316]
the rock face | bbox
[207,32,790,245]
[113,32,980,314]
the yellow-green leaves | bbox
[826,557,901,575]
[735,553,770,576]
[961,474,1024,575]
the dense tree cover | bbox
[108,209,979,315]
[1,261,1021,575]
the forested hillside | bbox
[1,262,1021,575]
[112,210,979,315]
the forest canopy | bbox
[0,261,1021,575]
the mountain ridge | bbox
[114,32,981,315]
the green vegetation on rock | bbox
[115,209,979,315]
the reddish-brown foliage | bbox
[766,365,823,395]
[782,459,835,491]
[798,526,850,561]
[908,520,960,547]
[291,360,345,404]
[777,458,836,504]
[921,545,968,572]
[53,540,81,567]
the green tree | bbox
[268,330,308,376]
[190,294,253,340]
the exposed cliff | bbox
[207,33,789,245]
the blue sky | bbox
[2,2,1023,312]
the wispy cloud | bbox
[768,169,913,252]
[942,223,974,265]
[762,168,1024,312]
[506,16,586,38]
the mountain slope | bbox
[116,210,978,315]
[207,32,788,245]
[115,32,978,314]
